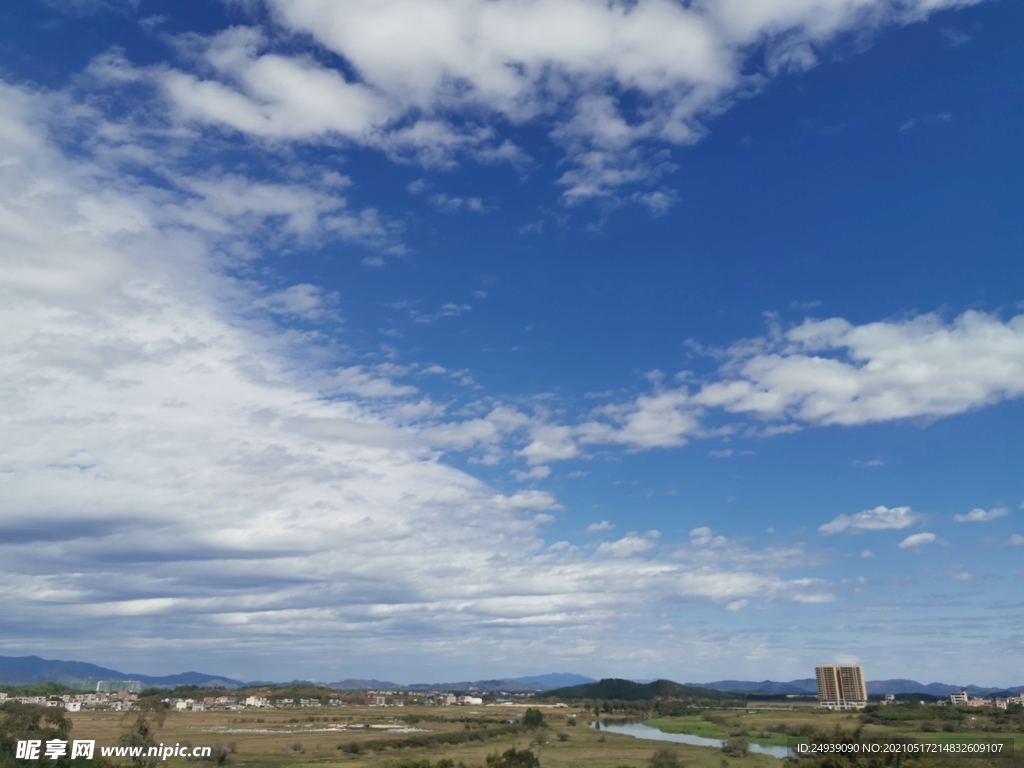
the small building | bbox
[950,691,968,705]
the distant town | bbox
[0,680,545,713]
[814,665,1024,711]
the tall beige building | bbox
[815,665,868,709]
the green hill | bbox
[543,678,732,702]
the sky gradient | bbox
[1,0,1022,687]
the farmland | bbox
[60,703,780,768]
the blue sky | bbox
[1,0,1022,686]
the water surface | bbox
[592,721,793,759]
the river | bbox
[592,721,794,759]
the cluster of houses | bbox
[0,691,138,712]
[2,684,531,714]
[881,691,1024,709]
[163,691,492,710]
[947,691,1024,709]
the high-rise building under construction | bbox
[815,665,868,709]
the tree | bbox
[118,697,166,768]
[522,708,544,728]
[0,702,108,768]
[649,747,683,768]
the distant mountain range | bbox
[4,656,1022,697]
[0,656,592,692]
[0,656,243,689]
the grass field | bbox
[56,702,1024,768]
[65,705,779,768]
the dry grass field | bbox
[66,705,781,768]
[60,701,1024,768]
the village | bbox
[0,684,534,713]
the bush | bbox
[649,747,683,768]
[721,738,748,757]
[486,747,540,768]
[523,709,545,728]
[556,732,569,742]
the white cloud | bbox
[516,424,580,464]
[861,550,874,559]
[587,520,615,533]
[512,462,552,481]
[954,507,1008,523]
[131,0,983,201]
[254,284,338,320]
[1009,534,1024,546]
[819,506,921,535]
[0,76,996,677]
[560,308,1024,453]
[710,448,732,457]
[899,532,938,549]
[431,194,487,213]
[410,302,473,324]
[596,531,660,557]
[726,599,747,612]
[792,593,836,604]
[492,490,563,511]
[693,311,1024,426]
[511,465,552,481]
[690,526,714,546]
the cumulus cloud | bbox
[690,526,714,546]
[0,73,1002,676]
[899,532,938,549]
[0,115,838,661]
[128,0,985,201]
[819,506,921,535]
[569,310,1024,453]
[1009,534,1024,546]
[596,531,660,557]
[511,465,552,481]
[694,312,1024,426]
[587,520,616,533]
[492,490,563,511]
[954,507,1008,523]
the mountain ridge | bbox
[3,656,1021,696]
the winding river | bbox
[592,721,794,759]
